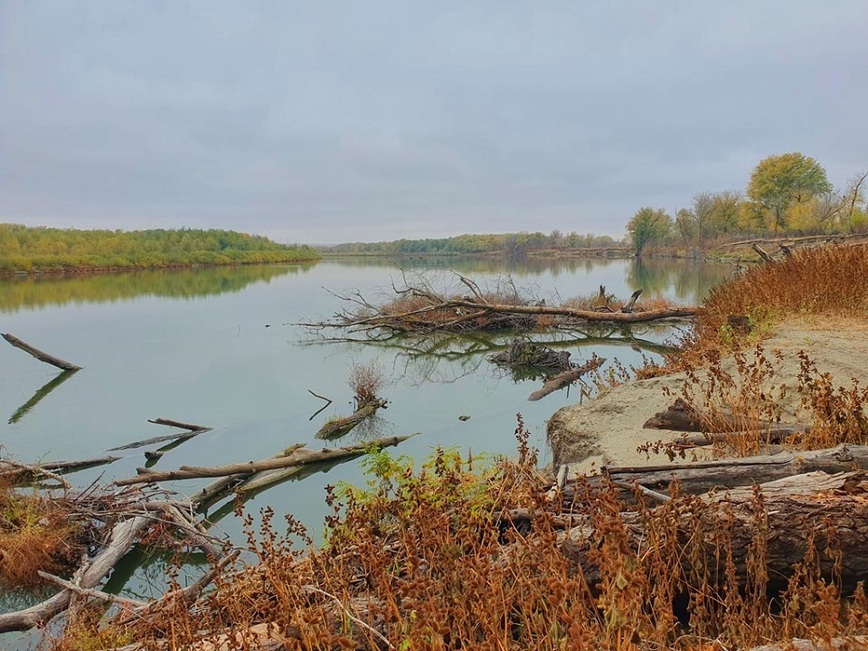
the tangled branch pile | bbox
[301,273,696,336]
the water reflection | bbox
[306,324,678,389]
[626,258,733,302]
[0,263,313,313]
[8,369,79,424]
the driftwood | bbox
[0,516,150,633]
[527,355,605,401]
[2,332,82,371]
[116,435,414,486]
[148,417,210,431]
[752,242,777,263]
[299,276,696,336]
[560,470,868,591]
[644,398,812,439]
[191,443,306,508]
[315,399,387,440]
[558,444,868,500]
[0,455,119,484]
[620,288,642,313]
[109,419,212,451]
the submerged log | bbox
[315,399,387,440]
[527,355,605,401]
[0,455,119,484]
[560,470,868,591]
[115,435,415,486]
[2,333,82,371]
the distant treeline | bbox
[626,153,868,256]
[320,231,625,256]
[0,225,320,273]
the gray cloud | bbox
[1,1,866,243]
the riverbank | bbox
[0,224,320,275]
[548,315,868,475]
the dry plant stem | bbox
[301,585,395,649]
[2,332,82,370]
[0,515,150,633]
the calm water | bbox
[0,256,729,633]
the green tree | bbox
[747,153,832,231]
[626,207,672,256]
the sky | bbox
[1,2,866,245]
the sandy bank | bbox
[547,316,868,476]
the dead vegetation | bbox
[45,424,868,651]
[666,243,868,370]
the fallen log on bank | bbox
[557,444,868,500]
[644,397,812,439]
[527,354,605,401]
[115,435,415,486]
[2,332,82,371]
[559,469,868,591]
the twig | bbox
[307,389,333,421]
[37,571,146,608]
[301,585,394,650]
[0,458,71,489]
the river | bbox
[0,256,729,631]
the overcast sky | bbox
[1,2,866,244]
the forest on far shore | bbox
[0,225,320,273]
[322,153,868,258]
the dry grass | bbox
[0,485,89,588]
[348,361,387,407]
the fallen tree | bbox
[115,435,414,486]
[315,398,388,440]
[298,273,697,335]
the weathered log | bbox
[752,242,777,263]
[0,455,119,484]
[147,417,210,431]
[620,289,642,313]
[643,398,812,438]
[110,420,211,451]
[115,435,414,486]
[315,399,386,440]
[527,355,605,401]
[562,444,868,498]
[0,516,149,633]
[190,444,306,508]
[560,470,868,591]
[2,332,82,371]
